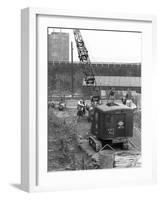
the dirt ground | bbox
[48,104,141,172]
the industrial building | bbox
[82,75,141,93]
[48,31,69,62]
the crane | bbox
[73,29,96,85]
[73,29,100,102]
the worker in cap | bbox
[108,87,115,105]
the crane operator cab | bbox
[84,75,95,85]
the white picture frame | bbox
[21,7,157,192]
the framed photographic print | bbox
[21,8,156,192]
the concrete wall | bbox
[48,62,141,96]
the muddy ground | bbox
[48,105,141,172]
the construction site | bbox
[48,28,141,171]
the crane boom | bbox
[73,29,96,85]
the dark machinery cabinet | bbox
[125,111,133,137]
[114,113,126,137]
[91,104,133,142]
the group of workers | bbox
[108,87,132,105]
[77,88,133,115]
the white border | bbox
[21,7,156,192]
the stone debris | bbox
[114,151,141,168]
[79,139,141,169]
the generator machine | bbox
[89,103,133,151]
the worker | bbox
[126,88,132,100]
[125,88,133,107]
[77,99,86,115]
[108,87,115,104]
[122,95,127,105]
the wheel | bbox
[89,137,102,152]
[95,144,100,152]
[89,138,92,145]
[95,141,102,152]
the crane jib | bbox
[73,29,97,86]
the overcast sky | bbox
[48,28,142,63]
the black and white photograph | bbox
[47,27,141,172]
